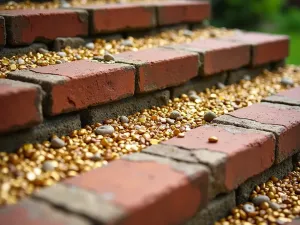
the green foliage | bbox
[276,7,300,32]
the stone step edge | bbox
[0,86,299,225]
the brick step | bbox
[0,0,210,46]
[0,86,299,225]
[0,31,289,135]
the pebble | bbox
[75,54,82,60]
[17,58,25,65]
[166,118,175,125]
[95,125,115,135]
[104,52,115,62]
[85,42,95,50]
[281,77,294,86]
[243,75,251,81]
[188,90,197,96]
[170,110,181,119]
[119,116,129,124]
[90,153,102,161]
[57,51,67,57]
[121,39,133,47]
[208,136,218,143]
[183,29,193,37]
[55,60,63,64]
[50,137,66,149]
[60,1,71,8]
[216,82,225,89]
[269,201,281,210]
[243,203,255,213]
[38,48,49,54]
[189,94,202,101]
[42,161,57,172]
[252,195,270,206]
[204,111,217,122]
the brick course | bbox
[263,86,300,106]
[8,60,135,116]
[0,79,43,134]
[0,9,88,45]
[0,16,5,46]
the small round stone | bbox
[281,77,294,86]
[189,94,202,101]
[119,116,129,124]
[269,201,281,210]
[50,137,66,149]
[166,118,175,125]
[121,39,133,47]
[243,75,251,81]
[208,136,218,143]
[55,60,63,64]
[95,125,115,135]
[188,90,197,96]
[204,111,217,122]
[243,203,255,213]
[85,42,95,50]
[216,82,225,89]
[38,48,49,54]
[90,153,102,161]
[252,195,270,206]
[183,29,193,37]
[57,51,67,57]
[104,52,115,62]
[60,1,71,8]
[170,110,181,119]
[42,160,57,172]
[17,58,25,65]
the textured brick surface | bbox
[168,39,250,75]
[78,3,155,34]
[156,0,210,26]
[0,79,42,134]
[263,86,300,106]
[0,16,5,46]
[164,124,275,190]
[115,47,199,93]
[222,32,289,66]
[0,199,90,225]
[0,9,88,45]
[8,60,135,116]
[64,154,209,225]
[214,103,300,163]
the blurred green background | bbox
[211,0,300,65]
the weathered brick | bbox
[115,47,199,93]
[221,32,289,66]
[156,0,210,26]
[0,9,88,45]
[288,219,300,225]
[263,86,300,106]
[214,102,300,163]
[0,16,5,46]
[0,199,90,225]
[78,3,156,34]
[63,154,209,225]
[164,124,275,191]
[0,79,42,134]
[81,90,170,125]
[167,39,250,75]
[34,184,126,224]
[8,60,135,116]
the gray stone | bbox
[33,183,126,224]
[57,51,67,57]
[203,111,216,122]
[281,77,294,86]
[252,195,270,206]
[53,37,85,51]
[184,192,236,225]
[51,137,66,148]
[243,203,255,213]
[166,118,175,125]
[38,48,49,54]
[189,94,202,101]
[85,42,95,50]
[42,160,57,172]
[104,52,114,62]
[95,125,115,135]
[80,90,170,125]
[90,153,102,161]
[216,82,225,89]
[0,113,81,153]
[119,116,129,124]
[17,58,25,65]
[169,110,181,119]
[269,201,281,210]
[235,157,293,204]
[183,29,193,37]
[121,39,133,47]
[171,73,227,98]
[0,43,48,58]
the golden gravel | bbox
[0,0,162,10]
[0,27,233,78]
[0,65,299,206]
[216,165,300,225]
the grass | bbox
[286,32,300,65]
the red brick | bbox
[0,199,90,225]
[8,60,135,116]
[169,39,250,75]
[222,32,289,66]
[289,219,300,225]
[0,9,88,45]
[156,0,210,26]
[0,79,42,134]
[0,16,5,46]
[115,47,199,93]
[64,157,207,225]
[78,3,155,34]
[263,86,300,106]
[164,124,275,190]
